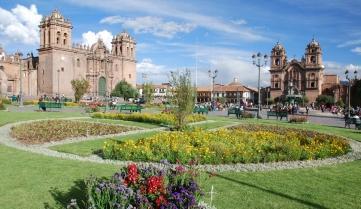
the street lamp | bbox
[18,52,24,107]
[252,52,268,118]
[345,69,358,116]
[208,69,218,109]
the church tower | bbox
[39,10,72,49]
[270,42,287,70]
[111,32,136,86]
[38,10,73,96]
[305,38,322,67]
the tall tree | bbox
[111,80,138,100]
[169,69,195,130]
[71,78,89,102]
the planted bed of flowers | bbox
[103,125,350,164]
[11,120,137,144]
[67,163,208,209]
[91,112,206,125]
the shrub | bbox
[289,116,308,123]
[1,97,11,104]
[242,111,254,118]
[92,112,206,125]
[11,120,136,144]
[67,163,205,209]
[103,125,350,164]
[0,100,5,110]
[64,102,79,107]
[23,100,38,105]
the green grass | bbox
[76,118,161,129]
[0,111,361,208]
[50,131,159,156]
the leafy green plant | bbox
[289,116,308,123]
[169,70,195,130]
[71,79,90,102]
[111,80,138,100]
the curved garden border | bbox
[0,118,360,172]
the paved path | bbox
[1,118,360,172]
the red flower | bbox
[147,176,164,194]
[125,163,139,185]
[155,195,168,208]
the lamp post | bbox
[0,65,3,96]
[208,69,218,109]
[345,69,358,116]
[18,52,23,107]
[252,52,268,118]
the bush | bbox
[289,116,308,123]
[242,111,254,118]
[11,120,136,144]
[1,97,11,104]
[0,101,5,110]
[103,125,350,164]
[23,100,38,105]
[63,102,79,107]
[67,163,205,209]
[92,112,206,125]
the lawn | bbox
[0,111,361,209]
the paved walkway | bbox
[0,118,360,172]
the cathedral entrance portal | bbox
[98,77,106,97]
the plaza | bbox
[1,1,361,209]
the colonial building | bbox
[0,9,136,98]
[196,78,257,104]
[269,39,340,103]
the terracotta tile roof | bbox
[197,84,250,92]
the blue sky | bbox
[1,0,360,87]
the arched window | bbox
[115,64,118,71]
[48,31,51,45]
[43,30,46,46]
[311,82,315,88]
[76,58,80,67]
[310,56,316,64]
[56,31,61,44]
[275,83,279,88]
[63,33,68,45]
[131,48,133,56]
[129,74,131,79]
[127,47,129,56]
[275,58,280,66]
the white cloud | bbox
[231,19,247,25]
[136,58,170,83]
[351,47,361,55]
[324,61,361,78]
[81,30,113,50]
[337,39,361,48]
[0,4,42,45]
[67,0,267,41]
[101,16,195,38]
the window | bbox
[63,33,68,45]
[129,74,131,79]
[127,47,129,56]
[76,58,80,67]
[310,56,316,64]
[61,67,64,72]
[56,31,61,44]
[275,83,279,88]
[115,64,118,71]
[275,58,280,66]
[311,82,315,88]
[131,48,133,56]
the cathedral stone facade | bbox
[269,39,327,103]
[0,9,136,98]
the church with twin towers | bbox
[0,9,136,98]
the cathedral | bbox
[0,9,136,98]
[269,39,339,103]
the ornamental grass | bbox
[103,125,350,164]
[91,112,206,125]
[11,120,136,144]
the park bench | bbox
[267,111,288,120]
[227,107,244,118]
[38,101,62,111]
[193,107,208,114]
[117,104,142,113]
[345,117,361,130]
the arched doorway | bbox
[98,77,106,96]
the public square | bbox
[1,1,361,209]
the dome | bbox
[307,38,320,48]
[272,42,285,51]
[114,31,135,42]
[50,9,64,20]
[90,39,107,51]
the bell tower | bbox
[39,10,72,49]
[270,42,287,70]
[305,38,322,67]
[111,31,136,60]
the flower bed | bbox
[11,120,137,144]
[67,163,206,209]
[92,112,207,125]
[103,125,350,164]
